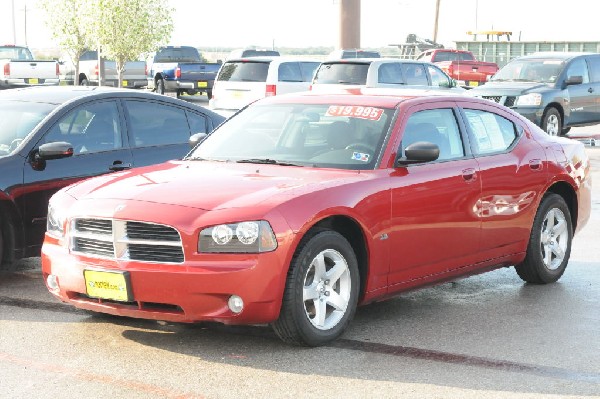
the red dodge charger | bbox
[42,89,592,346]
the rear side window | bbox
[217,61,270,82]
[378,63,404,84]
[186,111,208,134]
[401,63,428,85]
[299,62,320,81]
[125,101,190,147]
[463,109,518,154]
[278,63,303,82]
[313,63,369,84]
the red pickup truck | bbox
[416,49,498,88]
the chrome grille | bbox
[483,95,502,103]
[70,218,184,263]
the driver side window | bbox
[43,101,122,154]
[566,58,590,83]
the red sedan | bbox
[42,89,592,346]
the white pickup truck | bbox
[0,45,60,89]
[59,50,147,88]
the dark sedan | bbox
[0,86,225,268]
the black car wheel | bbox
[541,107,562,136]
[515,193,573,284]
[272,230,359,346]
[156,78,165,95]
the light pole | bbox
[12,0,17,44]
[433,0,441,43]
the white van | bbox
[209,57,321,112]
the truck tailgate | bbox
[6,60,58,80]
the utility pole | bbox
[12,0,17,44]
[24,3,28,46]
[433,0,441,42]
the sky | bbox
[1,0,598,51]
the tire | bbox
[79,78,89,86]
[206,90,212,100]
[272,230,359,346]
[156,78,165,95]
[541,107,562,136]
[561,127,571,135]
[515,193,573,284]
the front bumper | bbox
[41,241,287,325]
[510,106,544,126]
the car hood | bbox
[65,160,369,211]
[469,81,551,96]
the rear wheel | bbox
[515,194,573,284]
[206,90,213,100]
[79,78,89,86]
[272,230,359,346]
[156,78,165,95]
[541,107,562,136]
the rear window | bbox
[155,47,200,63]
[217,61,270,82]
[313,63,370,84]
[342,50,381,59]
[433,52,474,62]
[240,50,280,57]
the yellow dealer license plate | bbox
[29,78,39,84]
[198,81,208,88]
[84,270,132,302]
[468,81,479,87]
[122,80,128,87]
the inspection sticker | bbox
[326,105,383,121]
[352,152,370,162]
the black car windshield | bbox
[491,59,565,84]
[188,103,394,170]
[0,101,56,156]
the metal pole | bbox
[24,3,27,46]
[11,0,17,44]
[433,0,441,43]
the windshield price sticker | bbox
[326,105,383,121]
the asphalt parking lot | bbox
[0,117,599,398]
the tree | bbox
[93,0,174,88]
[39,0,93,85]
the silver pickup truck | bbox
[0,45,60,88]
[59,50,147,88]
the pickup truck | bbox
[416,49,498,88]
[59,50,147,88]
[147,46,221,99]
[0,45,59,89]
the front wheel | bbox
[541,107,562,136]
[515,193,573,284]
[272,230,359,346]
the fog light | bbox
[46,274,60,291]
[228,295,244,314]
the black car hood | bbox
[469,81,551,96]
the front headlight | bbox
[46,203,67,238]
[516,93,542,106]
[199,220,277,253]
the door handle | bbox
[462,168,477,182]
[588,87,594,93]
[109,161,132,171]
[528,159,543,170]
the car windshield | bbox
[0,101,56,156]
[188,103,394,170]
[313,63,370,85]
[491,59,565,83]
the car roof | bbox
[518,52,595,61]
[254,88,475,108]
[322,58,428,64]
[225,56,321,63]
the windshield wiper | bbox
[237,158,302,167]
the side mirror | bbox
[189,132,208,148]
[396,141,440,166]
[564,75,583,86]
[37,141,74,160]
